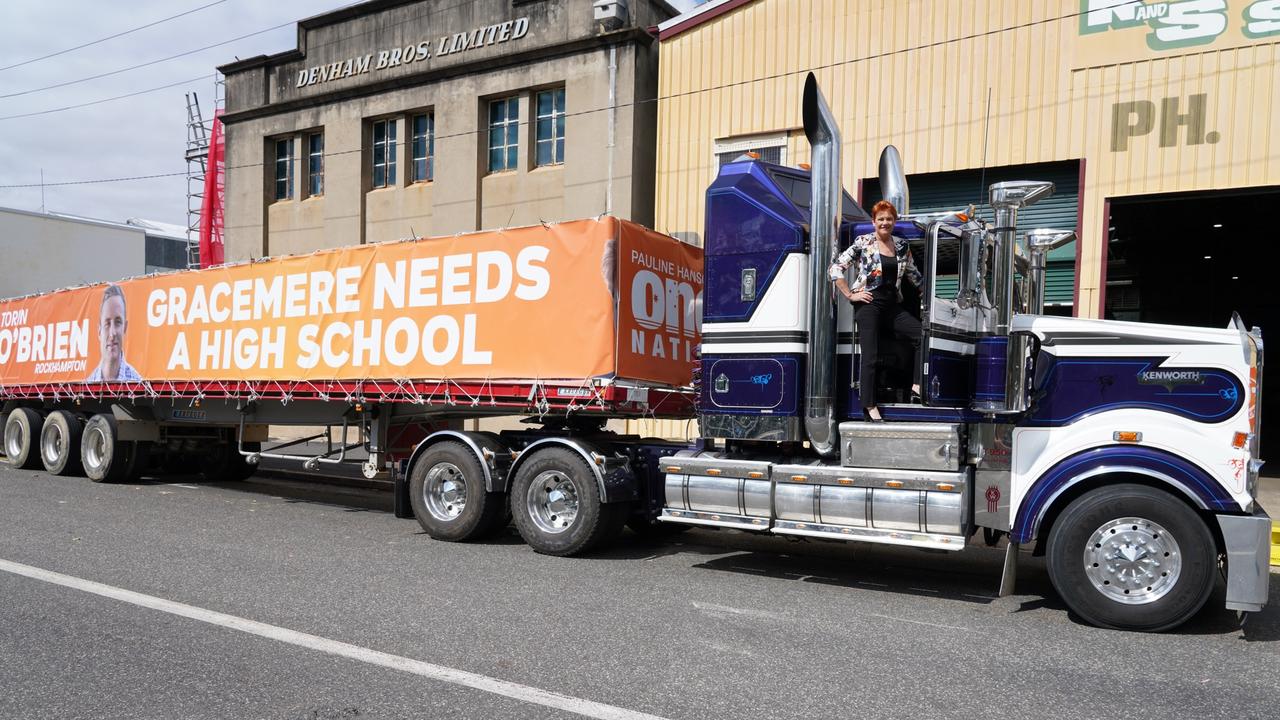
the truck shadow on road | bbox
[605,527,1280,638]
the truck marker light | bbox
[790,475,807,482]
[838,478,853,485]
[706,468,722,475]
[1232,432,1249,449]
[747,471,765,479]
[664,465,681,472]
[885,480,904,488]
[1113,431,1142,443]
[936,483,955,491]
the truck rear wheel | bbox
[40,410,84,476]
[510,447,626,556]
[3,407,45,470]
[409,441,506,542]
[1046,483,1216,632]
[81,414,132,483]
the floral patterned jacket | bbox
[827,233,922,301]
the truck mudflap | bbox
[1218,505,1272,612]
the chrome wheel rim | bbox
[1083,516,1181,604]
[526,470,579,535]
[423,462,467,522]
[85,426,108,472]
[4,420,24,459]
[40,422,64,465]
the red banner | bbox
[198,111,225,268]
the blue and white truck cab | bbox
[658,73,1268,631]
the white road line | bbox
[0,558,670,720]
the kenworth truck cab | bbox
[655,74,1268,631]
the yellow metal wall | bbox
[656,0,1280,317]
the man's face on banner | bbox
[99,294,127,374]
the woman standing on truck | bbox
[829,200,922,422]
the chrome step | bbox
[771,520,967,551]
[659,508,770,531]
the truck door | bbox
[921,223,980,406]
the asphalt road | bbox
[2,465,1278,720]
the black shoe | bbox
[862,408,884,423]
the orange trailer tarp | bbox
[0,218,702,391]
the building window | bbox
[535,88,565,167]
[273,138,293,201]
[411,112,434,183]
[372,118,397,188]
[307,132,324,197]
[714,132,788,167]
[488,96,519,173]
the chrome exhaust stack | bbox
[801,73,840,457]
[878,145,909,216]
[987,181,1054,413]
[1024,229,1076,315]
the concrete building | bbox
[218,0,678,262]
[0,207,187,300]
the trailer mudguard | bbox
[508,437,637,504]
[407,430,512,493]
[1011,445,1242,544]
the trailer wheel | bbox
[40,410,84,476]
[3,407,45,470]
[510,447,627,556]
[1046,483,1216,632]
[81,414,131,483]
[409,441,506,542]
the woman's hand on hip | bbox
[846,289,873,303]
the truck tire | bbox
[39,410,84,476]
[510,447,627,556]
[3,407,45,470]
[409,441,506,542]
[1046,483,1217,632]
[81,414,132,483]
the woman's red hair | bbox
[870,200,898,220]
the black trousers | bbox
[854,296,922,409]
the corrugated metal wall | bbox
[656,0,1280,317]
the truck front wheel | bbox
[409,441,506,542]
[4,407,45,470]
[510,447,626,556]
[1046,483,1216,632]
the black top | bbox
[874,252,898,299]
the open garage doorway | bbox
[1104,187,1280,464]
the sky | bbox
[0,0,704,229]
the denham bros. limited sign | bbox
[296,17,530,89]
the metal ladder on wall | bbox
[184,92,209,269]
[184,76,224,269]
